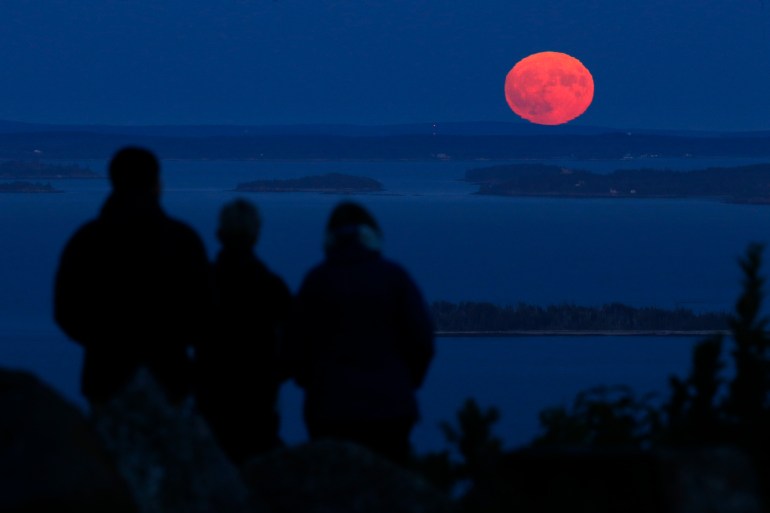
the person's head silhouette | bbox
[217,198,261,249]
[326,201,381,234]
[324,201,382,254]
[108,147,160,196]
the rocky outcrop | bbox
[459,447,763,513]
[4,363,760,513]
[658,447,763,513]
[0,367,135,513]
[91,368,261,513]
[242,439,454,513]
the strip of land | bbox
[430,301,729,334]
[465,163,770,204]
[234,173,384,193]
[0,160,97,179]
[436,330,729,337]
[0,181,61,193]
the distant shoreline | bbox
[234,173,385,194]
[0,160,98,179]
[466,162,770,204]
[2,131,770,160]
[0,181,62,193]
[436,330,730,337]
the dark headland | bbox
[430,300,728,336]
[0,160,98,179]
[2,121,770,160]
[466,162,770,204]
[0,181,61,193]
[234,173,384,193]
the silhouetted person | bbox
[286,201,435,464]
[54,147,213,405]
[195,199,292,464]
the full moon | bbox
[504,51,594,125]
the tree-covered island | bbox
[0,160,98,179]
[430,300,728,335]
[466,163,770,204]
[234,173,384,193]
[0,181,61,193]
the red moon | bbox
[504,51,594,125]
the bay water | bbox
[1,157,768,452]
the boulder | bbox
[0,367,135,513]
[461,446,763,513]
[91,367,263,513]
[658,447,763,513]
[243,439,454,513]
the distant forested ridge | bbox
[0,160,97,179]
[2,130,770,160]
[466,163,770,203]
[234,173,384,193]
[0,181,61,193]
[431,301,729,333]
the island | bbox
[0,181,62,193]
[0,160,98,179]
[234,173,385,193]
[430,300,729,336]
[465,163,770,204]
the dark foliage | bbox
[533,243,770,450]
[529,243,770,508]
[532,386,661,449]
[410,398,504,496]
[664,334,725,444]
[415,243,770,511]
[724,243,770,426]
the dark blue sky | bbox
[2,0,769,131]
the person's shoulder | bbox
[157,216,210,265]
[268,267,290,287]
[378,257,425,294]
[258,259,291,293]
[297,260,330,291]
[268,272,292,301]
[64,218,103,246]
[378,256,412,278]
[164,215,199,235]
[164,216,206,245]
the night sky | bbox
[1,0,769,131]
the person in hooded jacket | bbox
[195,198,292,464]
[286,201,434,464]
[54,146,213,405]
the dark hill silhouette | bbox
[0,119,714,136]
[466,162,770,203]
[0,160,97,179]
[431,301,728,334]
[0,181,60,193]
[1,127,770,160]
[234,173,384,193]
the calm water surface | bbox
[0,158,766,451]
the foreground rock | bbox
[659,447,762,513]
[0,367,135,512]
[92,368,259,513]
[461,447,763,513]
[243,439,454,513]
